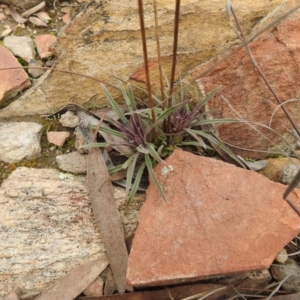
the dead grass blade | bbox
[137,0,156,124]
[261,291,300,299]
[22,1,45,18]
[153,0,165,109]
[87,147,130,293]
[35,259,107,300]
[9,6,27,23]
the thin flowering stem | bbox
[167,0,181,129]
[137,0,156,128]
[153,0,165,109]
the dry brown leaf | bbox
[9,7,27,23]
[87,147,130,293]
[76,110,134,156]
[110,169,127,181]
[103,267,116,295]
[36,11,51,23]
[21,1,45,18]
[35,259,108,300]
[76,283,230,300]
[28,16,47,27]
[90,104,127,121]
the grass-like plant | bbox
[84,0,247,206]
[87,78,244,205]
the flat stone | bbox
[3,35,36,63]
[0,122,43,163]
[35,34,57,58]
[186,12,300,159]
[56,151,87,174]
[0,0,287,116]
[47,131,70,146]
[0,45,30,104]
[0,167,145,298]
[127,150,300,287]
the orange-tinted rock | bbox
[35,34,57,58]
[187,14,300,159]
[127,150,300,287]
[47,131,70,147]
[0,45,30,103]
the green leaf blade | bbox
[145,154,167,203]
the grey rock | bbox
[0,122,43,163]
[280,164,300,188]
[59,111,80,128]
[270,258,300,292]
[3,36,36,63]
[56,151,87,173]
[0,167,145,298]
[28,59,45,78]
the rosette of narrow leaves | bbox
[92,82,175,205]
[90,81,245,206]
[162,87,246,168]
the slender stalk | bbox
[153,0,165,110]
[167,0,181,130]
[168,0,181,108]
[137,0,156,125]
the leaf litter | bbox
[87,146,130,294]
[35,259,108,300]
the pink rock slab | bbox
[47,131,70,147]
[127,150,300,287]
[0,45,30,102]
[35,34,57,59]
[192,14,300,159]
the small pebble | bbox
[270,258,300,292]
[59,111,80,128]
[275,248,288,264]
